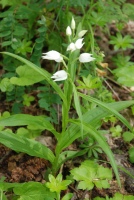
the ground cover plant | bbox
[0,0,134,199]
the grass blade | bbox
[78,92,132,131]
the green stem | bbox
[88,24,95,54]
[62,51,79,131]
[56,192,60,200]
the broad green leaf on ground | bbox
[0,130,55,163]
[114,65,134,87]
[13,182,56,200]
[0,114,59,139]
[10,65,45,86]
[70,160,112,190]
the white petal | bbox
[78,30,88,38]
[42,50,63,62]
[67,42,76,51]
[71,17,75,30]
[51,70,67,81]
[75,38,84,49]
[79,53,95,63]
[66,26,72,36]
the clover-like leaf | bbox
[70,160,112,191]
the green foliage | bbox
[80,137,102,158]
[16,127,40,139]
[0,130,55,163]
[123,3,134,20]
[0,2,134,199]
[61,193,73,200]
[77,74,101,90]
[0,77,14,92]
[37,86,62,124]
[123,131,134,142]
[109,33,134,51]
[128,147,134,163]
[84,0,127,28]
[112,55,133,68]
[30,15,47,66]
[46,174,71,193]
[13,182,56,200]
[10,65,45,86]
[94,192,134,200]
[113,65,134,87]
[110,125,122,137]
[70,160,112,190]
[0,113,59,137]
[22,94,35,107]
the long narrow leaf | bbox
[72,82,83,137]
[0,114,59,139]
[56,100,134,154]
[0,131,55,163]
[79,92,132,131]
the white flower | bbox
[78,30,88,38]
[67,42,76,51]
[51,70,67,81]
[75,38,84,49]
[79,53,95,63]
[67,38,84,52]
[66,26,72,36]
[71,17,75,30]
[42,50,63,62]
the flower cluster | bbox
[42,17,95,81]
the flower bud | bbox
[71,17,75,30]
[79,53,95,63]
[66,26,72,36]
[78,30,88,38]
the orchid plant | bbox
[42,17,95,133]
[0,17,133,190]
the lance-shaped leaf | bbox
[0,130,55,163]
[0,114,59,139]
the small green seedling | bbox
[110,125,122,137]
[46,174,72,200]
[80,137,102,158]
[22,93,35,106]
